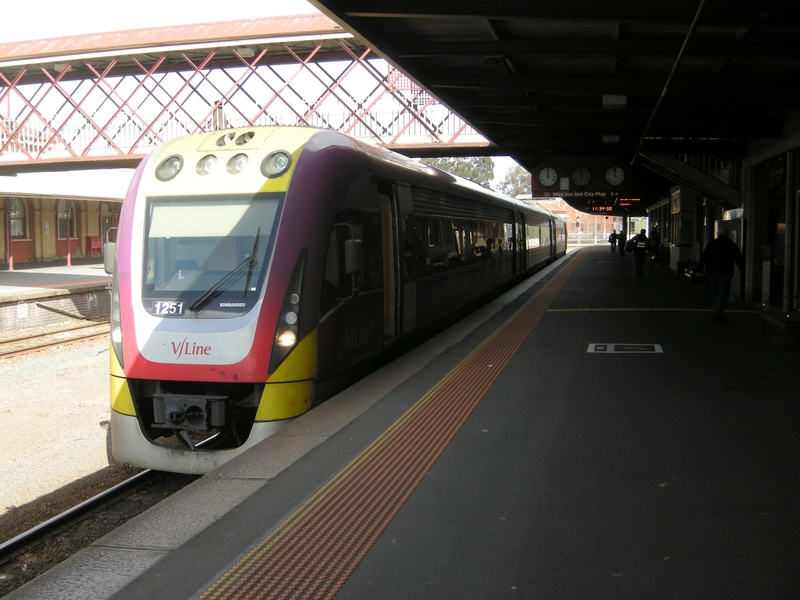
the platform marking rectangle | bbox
[588,343,663,353]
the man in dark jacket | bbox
[696,228,745,321]
[648,227,662,268]
[631,229,649,278]
[608,230,617,253]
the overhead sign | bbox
[538,190,620,199]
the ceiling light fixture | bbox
[602,95,627,110]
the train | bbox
[106,126,566,474]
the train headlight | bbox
[261,151,292,178]
[269,250,307,373]
[227,153,249,174]
[196,155,217,175]
[111,311,122,343]
[276,331,297,348]
[155,155,183,181]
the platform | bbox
[7,246,799,599]
[0,260,109,303]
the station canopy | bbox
[311,1,800,215]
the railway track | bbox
[0,469,197,595]
[0,322,110,359]
[0,470,156,560]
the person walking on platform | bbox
[618,229,626,257]
[632,229,649,278]
[648,226,662,268]
[696,228,745,322]
[608,230,617,253]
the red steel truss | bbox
[0,20,487,173]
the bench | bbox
[761,295,800,348]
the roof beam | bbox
[427,74,800,101]
[469,114,783,137]
[393,39,800,58]
[484,136,747,157]
[320,0,796,28]
[449,94,798,111]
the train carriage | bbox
[108,126,565,474]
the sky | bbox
[0,0,520,185]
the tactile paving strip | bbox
[200,251,585,600]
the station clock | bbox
[605,166,625,186]
[571,166,591,187]
[537,167,558,187]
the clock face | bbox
[605,166,625,186]
[571,166,591,187]
[538,167,558,187]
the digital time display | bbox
[590,206,613,212]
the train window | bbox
[541,222,551,246]
[491,222,505,256]
[412,219,429,276]
[413,217,442,273]
[427,219,446,271]
[321,210,383,316]
[142,194,281,316]
[442,221,460,267]
[526,217,552,248]
[427,219,440,247]
[400,215,419,280]
[504,223,515,251]
[453,225,464,261]
[526,223,540,247]
[321,225,348,315]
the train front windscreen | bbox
[142,193,283,318]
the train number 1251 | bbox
[152,301,186,316]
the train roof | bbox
[336,132,563,223]
[145,126,562,223]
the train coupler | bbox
[151,393,226,434]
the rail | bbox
[0,470,155,561]
[0,322,109,359]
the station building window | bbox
[57,199,77,239]
[9,197,27,239]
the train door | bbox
[396,184,416,334]
[379,189,398,343]
[317,178,384,385]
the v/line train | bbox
[106,126,566,474]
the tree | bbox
[421,156,495,189]
[496,165,531,198]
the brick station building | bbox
[1,170,128,268]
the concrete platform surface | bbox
[7,246,799,599]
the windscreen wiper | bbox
[189,256,256,312]
[243,227,261,297]
[190,228,261,312]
